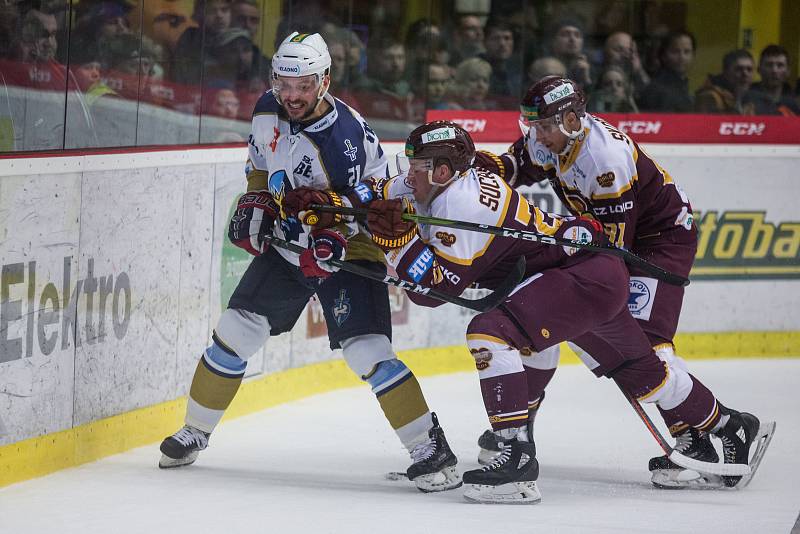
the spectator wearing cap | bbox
[478,20,521,100]
[695,48,773,114]
[206,27,268,91]
[549,18,592,89]
[639,31,695,112]
[751,45,799,116]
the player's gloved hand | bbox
[228,190,279,256]
[282,187,344,228]
[557,216,607,256]
[367,198,417,251]
[473,150,514,181]
[299,228,347,279]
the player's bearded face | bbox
[273,74,322,120]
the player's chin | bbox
[284,102,309,119]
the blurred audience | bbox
[478,20,521,99]
[232,0,260,40]
[638,31,695,112]
[600,32,649,97]
[751,45,799,116]
[15,8,59,63]
[357,37,411,98]
[449,14,485,66]
[695,48,773,115]
[526,56,567,85]
[173,0,232,84]
[448,57,494,110]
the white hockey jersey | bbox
[245,90,389,264]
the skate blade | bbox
[411,466,462,493]
[478,448,502,466]
[463,481,542,504]
[734,420,776,489]
[651,468,724,490]
[158,451,199,469]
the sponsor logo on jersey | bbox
[543,83,574,104]
[692,210,800,279]
[422,127,455,144]
[407,247,435,282]
[435,231,456,246]
[331,289,351,326]
[470,348,493,370]
[596,171,615,187]
[354,183,374,203]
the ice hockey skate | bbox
[406,413,462,492]
[649,428,722,489]
[463,437,541,504]
[158,425,210,468]
[714,411,776,488]
[478,396,542,465]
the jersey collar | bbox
[287,93,338,134]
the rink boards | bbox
[0,143,798,486]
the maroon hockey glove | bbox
[228,190,279,256]
[299,228,348,279]
[283,187,344,228]
[367,199,417,252]
[556,216,608,256]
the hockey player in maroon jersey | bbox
[473,75,733,487]
[359,121,769,502]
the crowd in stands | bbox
[1,0,798,150]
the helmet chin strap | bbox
[556,113,587,155]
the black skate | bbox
[714,411,775,488]
[649,428,721,489]
[406,413,461,492]
[463,438,541,504]
[478,395,543,465]
[158,425,209,468]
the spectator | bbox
[449,13,485,66]
[101,33,163,100]
[424,63,456,110]
[0,2,20,59]
[601,32,649,97]
[206,87,240,118]
[526,56,567,86]
[695,48,772,114]
[405,19,450,84]
[478,20,521,99]
[751,45,799,116]
[639,30,695,112]
[548,18,592,89]
[15,9,58,63]
[71,42,116,103]
[587,65,638,113]
[356,37,411,98]
[447,57,494,110]
[232,0,260,40]
[173,0,232,85]
[77,2,133,41]
[206,27,268,92]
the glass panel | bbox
[0,2,70,151]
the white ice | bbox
[1,359,798,534]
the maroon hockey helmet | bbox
[520,76,586,125]
[404,120,476,174]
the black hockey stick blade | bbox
[309,204,689,287]
[266,236,522,313]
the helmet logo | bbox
[422,127,456,144]
[543,83,574,104]
[404,142,415,157]
[277,64,300,74]
[290,33,310,42]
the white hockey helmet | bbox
[271,32,331,82]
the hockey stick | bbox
[266,236,525,313]
[614,380,750,477]
[309,204,689,287]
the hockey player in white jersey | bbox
[158,32,461,493]
[474,75,775,488]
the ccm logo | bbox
[719,122,765,135]
[452,119,487,133]
[617,120,661,134]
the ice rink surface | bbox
[1,358,798,534]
